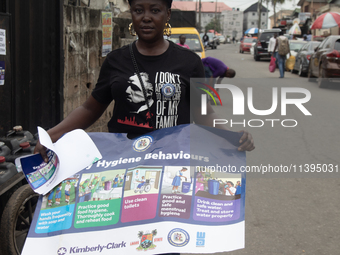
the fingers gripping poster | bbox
[22,124,246,255]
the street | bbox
[183,43,340,255]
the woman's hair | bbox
[128,0,173,8]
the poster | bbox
[22,124,246,255]
[0,29,5,56]
[16,128,102,195]
[102,12,112,57]
[0,61,5,85]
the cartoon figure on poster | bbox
[223,181,236,196]
[124,167,162,197]
[47,189,55,207]
[64,181,71,203]
[172,167,188,194]
[235,180,242,195]
[195,169,242,199]
[195,170,211,193]
[134,176,151,194]
[113,174,119,188]
[79,170,125,201]
[41,176,78,209]
[54,183,62,205]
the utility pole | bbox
[311,0,314,40]
[199,0,202,32]
[257,0,262,31]
[266,0,269,29]
[214,0,217,33]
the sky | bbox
[201,0,299,17]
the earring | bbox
[129,23,136,36]
[163,22,171,37]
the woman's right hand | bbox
[34,140,49,163]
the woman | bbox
[35,1,253,254]
[35,0,254,160]
[171,167,188,194]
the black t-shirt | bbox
[203,35,209,42]
[92,41,204,136]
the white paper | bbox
[19,127,102,195]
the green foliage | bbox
[205,18,222,33]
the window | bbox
[251,22,255,25]
[262,13,265,16]
[324,39,332,49]
[233,14,238,18]
[300,44,308,51]
[262,22,265,25]
[334,40,340,51]
[318,38,328,49]
[252,12,255,16]
[229,21,234,25]
[236,22,240,26]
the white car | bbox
[288,40,307,57]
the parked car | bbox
[292,41,321,76]
[240,37,257,53]
[170,27,206,58]
[218,35,226,44]
[289,40,307,57]
[308,35,340,88]
[253,28,281,61]
[200,33,218,49]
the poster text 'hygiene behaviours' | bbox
[22,124,246,254]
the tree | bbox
[205,18,222,33]
[266,0,287,27]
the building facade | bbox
[269,10,294,28]
[243,2,269,34]
[221,9,243,40]
[171,1,231,33]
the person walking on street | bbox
[268,33,278,67]
[273,31,291,78]
[202,32,209,49]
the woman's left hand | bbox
[238,130,255,151]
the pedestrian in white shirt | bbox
[268,33,278,67]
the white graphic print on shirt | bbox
[126,72,154,114]
[154,71,181,129]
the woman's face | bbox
[130,0,171,42]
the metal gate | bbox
[0,0,63,135]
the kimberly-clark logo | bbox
[201,84,312,128]
[58,242,126,254]
[57,247,67,255]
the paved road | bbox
[183,43,340,255]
